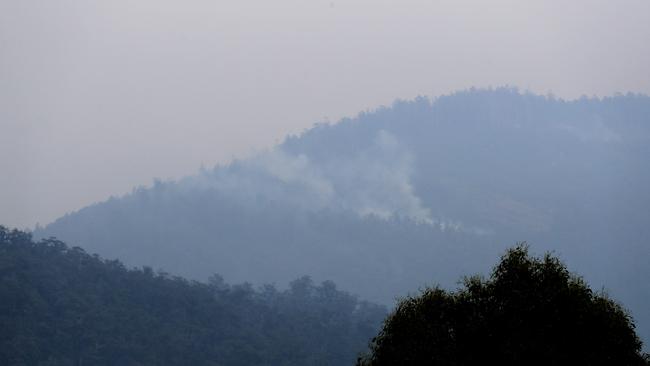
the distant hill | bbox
[36,88,650,344]
[0,227,385,365]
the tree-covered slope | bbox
[37,88,650,344]
[0,227,386,365]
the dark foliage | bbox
[0,227,386,365]
[358,244,648,365]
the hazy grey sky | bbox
[1,0,649,229]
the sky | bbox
[1,0,649,229]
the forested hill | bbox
[0,227,386,365]
[36,88,650,344]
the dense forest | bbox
[0,227,386,365]
[36,89,650,344]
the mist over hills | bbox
[36,88,650,343]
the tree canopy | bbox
[0,227,385,365]
[358,244,648,365]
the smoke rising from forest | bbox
[185,130,441,226]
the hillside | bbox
[36,88,650,343]
[0,227,385,365]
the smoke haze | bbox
[2,0,650,228]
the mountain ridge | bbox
[36,87,650,344]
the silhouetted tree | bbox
[358,244,648,365]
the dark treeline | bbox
[0,227,386,365]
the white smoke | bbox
[325,130,433,224]
[184,130,438,225]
